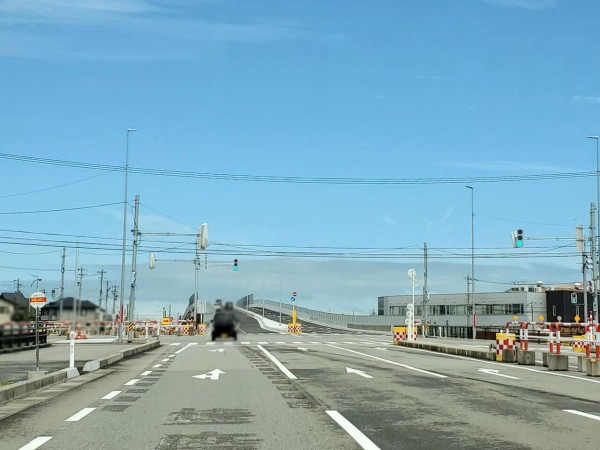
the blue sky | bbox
[1,0,599,317]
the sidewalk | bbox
[0,334,154,384]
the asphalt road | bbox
[3,320,600,449]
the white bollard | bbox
[69,330,76,368]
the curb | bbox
[83,340,161,372]
[0,340,161,405]
[397,340,496,361]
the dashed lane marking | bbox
[17,436,53,450]
[241,341,251,345]
[141,371,152,376]
[153,364,162,368]
[169,343,182,346]
[65,407,95,422]
[101,391,121,400]
[175,343,198,354]
[124,379,140,386]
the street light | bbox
[588,135,600,321]
[119,128,137,343]
[466,185,475,339]
[31,275,42,291]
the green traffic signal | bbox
[233,259,238,271]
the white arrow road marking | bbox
[209,348,226,353]
[564,409,600,421]
[374,347,389,352]
[192,369,225,380]
[346,367,374,379]
[477,368,521,380]
[297,347,308,351]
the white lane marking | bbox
[17,436,53,450]
[564,409,600,421]
[257,345,297,380]
[477,368,521,380]
[124,379,140,386]
[326,410,380,450]
[206,342,215,346]
[328,345,447,379]
[169,343,182,346]
[168,354,175,357]
[293,341,303,344]
[275,341,285,344]
[347,367,374,379]
[209,348,226,353]
[241,341,251,345]
[258,341,268,345]
[175,342,198,354]
[374,347,389,352]
[141,371,152,376]
[65,407,95,422]
[153,364,162,368]
[297,347,308,351]
[402,346,600,385]
[101,391,121,400]
[161,359,169,362]
[311,341,320,344]
[192,369,225,380]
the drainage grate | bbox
[281,393,307,399]
[127,389,149,394]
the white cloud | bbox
[572,95,600,105]
[483,0,558,10]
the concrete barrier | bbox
[517,350,536,365]
[547,354,568,371]
[587,359,600,377]
[577,355,591,373]
[0,367,77,404]
[397,341,496,361]
[502,349,517,363]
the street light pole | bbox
[589,136,600,322]
[466,185,475,339]
[119,128,137,343]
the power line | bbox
[0,152,594,185]
[0,171,111,199]
[0,201,121,215]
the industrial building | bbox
[378,282,590,327]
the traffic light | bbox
[233,259,238,271]
[51,289,56,299]
[512,229,524,248]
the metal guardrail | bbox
[0,323,48,350]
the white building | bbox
[378,283,547,327]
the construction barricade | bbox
[495,332,515,362]
[392,326,417,344]
[197,323,206,335]
[572,335,586,353]
[288,323,302,334]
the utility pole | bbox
[98,269,106,306]
[591,204,598,322]
[60,247,66,321]
[423,242,428,336]
[111,285,118,317]
[14,278,22,294]
[105,279,109,318]
[76,266,86,323]
[127,195,140,342]
[73,249,79,327]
